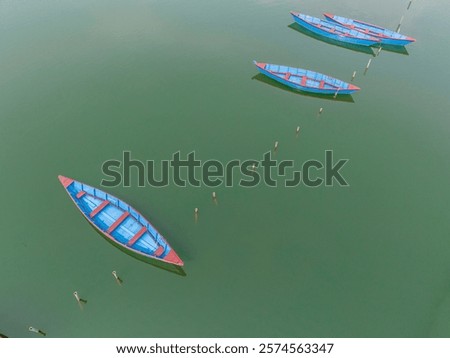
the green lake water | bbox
[1,0,450,337]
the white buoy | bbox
[274,141,279,151]
[351,71,357,81]
[407,1,412,10]
[194,208,199,214]
[73,291,80,302]
[212,192,217,199]
[318,107,324,115]
[251,163,256,171]
[296,126,300,135]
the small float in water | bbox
[323,13,416,46]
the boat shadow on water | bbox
[252,73,355,103]
[373,43,409,56]
[288,23,376,56]
[90,222,187,277]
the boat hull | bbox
[87,218,186,276]
[324,14,415,46]
[291,13,379,47]
[58,175,184,267]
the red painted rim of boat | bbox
[164,250,183,266]
[57,175,184,266]
[58,175,74,188]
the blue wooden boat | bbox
[290,12,380,47]
[323,13,416,46]
[254,61,360,95]
[58,175,183,266]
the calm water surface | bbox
[1,0,450,337]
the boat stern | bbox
[58,175,74,188]
[323,12,334,20]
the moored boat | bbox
[58,175,183,266]
[253,61,360,95]
[324,13,416,46]
[290,12,380,47]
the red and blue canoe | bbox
[254,61,360,95]
[324,13,416,46]
[291,12,380,47]
[58,175,183,266]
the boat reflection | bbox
[288,23,375,56]
[252,73,355,103]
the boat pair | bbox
[254,12,416,96]
[291,12,416,47]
